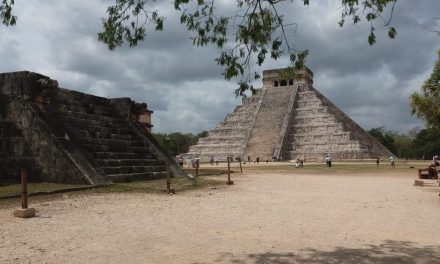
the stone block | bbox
[13,208,36,218]
[414,180,424,187]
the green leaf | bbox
[388,27,397,39]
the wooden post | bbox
[21,168,28,209]
[13,168,35,218]
[196,159,199,177]
[166,162,175,194]
[239,160,243,173]
[227,157,234,185]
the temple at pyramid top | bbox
[186,67,391,161]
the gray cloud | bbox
[0,0,437,134]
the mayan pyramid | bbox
[186,67,391,161]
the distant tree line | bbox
[152,131,208,157]
[368,127,440,160]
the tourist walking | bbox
[433,155,439,166]
[325,154,332,167]
[389,156,395,168]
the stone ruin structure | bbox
[0,71,186,185]
[187,67,391,161]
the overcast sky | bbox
[0,0,438,134]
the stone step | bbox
[106,172,167,182]
[92,152,148,159]
[70,129,137,141]
[100,165,166,175]
[295,113,337,118]
[54,98,115,114]
[58,110,122,123]
[68,124,134,136]
[288,140,359,147]
[83,144,151,153]
[197,138,245,145]
[288,131,350,137]
[224,115,255,123]
[297,91,315,95]
[198,135,246,141]
[190,143,242,148]
[57,89,110,106]
[93,159,165,167]
[78,137,146,147]
[295,106,327,112]
[292,118,338,126]
[54,103,119,118]
[296,100,322,108]
[60,115,127,129]
[292,123,345,129]
[217,120,253,126]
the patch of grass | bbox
[183,168,230,176]
[243,162,421,174]
[0,176,226,208]
[0,182,88,198]
[96,176,225,194]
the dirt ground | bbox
[1,167,440,264]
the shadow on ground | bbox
[209,240,440,264]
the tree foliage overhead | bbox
[0,0,16,26]
[411,50,440,129]
[0,0,398,95]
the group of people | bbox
[175,156,200,168]
[175,154,440,169]
[246,156,260,164]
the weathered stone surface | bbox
[187,67,391,161]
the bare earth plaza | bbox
[1,1,440,264]
[1,163,440,263]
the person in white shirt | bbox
[389,156,395,168]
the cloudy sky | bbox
[0,0,438,134]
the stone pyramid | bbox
[0,71,187,184]
[186,67,391,161]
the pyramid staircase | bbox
[50,88,167,183]
[243,84,297,160]
[186,91,263,161]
